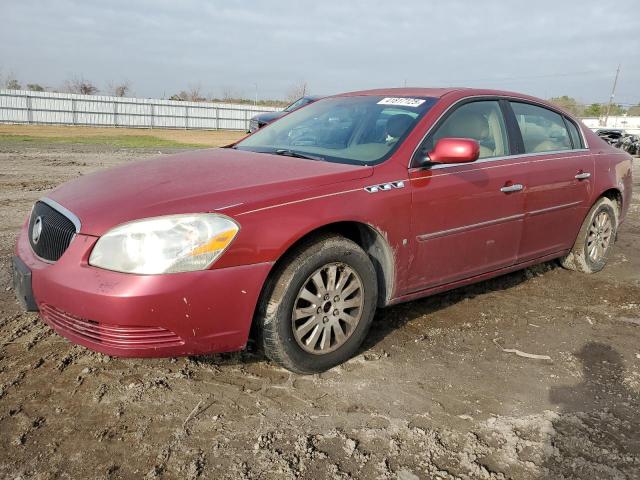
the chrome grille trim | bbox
[28,198,80,262]
[39,197,81,232]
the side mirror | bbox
[426,138,480,164]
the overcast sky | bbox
[2,0,638,105]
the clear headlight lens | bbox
[89,214,239,274]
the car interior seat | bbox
[385,114,415,144]
[441,111,494,158]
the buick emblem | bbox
[32,216,43,244]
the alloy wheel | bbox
[587,211,613,262]
[292,262,364,354]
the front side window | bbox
[235,96,437,165]
[511,102,571,153]
[427,100,509,159]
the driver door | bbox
[406,100,527,292]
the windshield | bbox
[235,95,437,165]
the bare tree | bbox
[187,84,205,102]
[286,80,308,102]
[64,76,99,95]
[107,80,132,97]
[26,84,45,92]
[221,86,238,101]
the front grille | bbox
[40,304,184,349]
[28,201,77,261]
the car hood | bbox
[253,111,285,123]
[47,148,373,236]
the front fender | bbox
[212,179,413,300]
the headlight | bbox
[89,214,239,274]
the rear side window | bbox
[510,102,571,153]
[564,118,584,149]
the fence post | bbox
[71,98,77,125]
[244,109,248,131]
[113,100,119,127]
[26,94,33,125]
[216,107,220,130]
[185,105,189,129]
[150,103,155,129]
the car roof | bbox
[331,87,579,117]
[336,87,544,101]
[338,87,464,98]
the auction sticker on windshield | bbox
[377,97,426,107]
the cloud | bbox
[1,0,638,104]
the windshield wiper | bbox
[274,149,325,161]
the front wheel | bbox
[258,235,378,374]
[560,197,618,273]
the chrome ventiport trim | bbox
[365,180,406,193]
[38,197,81,232]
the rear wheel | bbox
[560,197,618,273]
[258,235,377,374]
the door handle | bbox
[500,183,524,193]
[575,172,591,180]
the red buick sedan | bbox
[13,88,633,373]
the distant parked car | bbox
[594,128,625,146]
[620,134,640,155]
[248,95,322,133]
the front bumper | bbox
[15,223,273,357]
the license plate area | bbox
[12,256,38,311]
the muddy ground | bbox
[0,141,639,480]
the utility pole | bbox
[603,64,621,127]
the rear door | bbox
[506,101,594,261]
[406,99,527,292]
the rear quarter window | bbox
[564,118,584,149]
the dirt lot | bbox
[0,137,639,480]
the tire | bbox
[560,197,618,273]
[258,235,378,374]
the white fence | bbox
[0,89,281,131]
[581,116,640,135]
